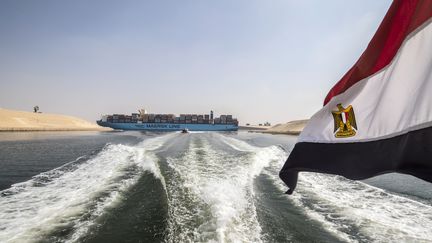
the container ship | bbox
[97,109,238,131]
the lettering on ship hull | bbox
[134,124,181,129]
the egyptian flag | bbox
[280,0,432,194]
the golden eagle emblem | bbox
[332,104,357,138]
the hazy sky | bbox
[0,0,392,124]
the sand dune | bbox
[0,108,110,131]
[261,119,308,135]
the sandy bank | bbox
[238,125,270,131]
[249,119,309,135]
[0,108,111,131]
[263,119,309,135]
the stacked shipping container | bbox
[104,111,238,125]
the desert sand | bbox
[255,119,309,135]
[0,108,110,131]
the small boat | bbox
[181,128,189,133]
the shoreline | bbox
[243,119,308,136]
[238,125,270,131]
[0,127,110,132]
[250,130,301,136]
[0,108,111,132]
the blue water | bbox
[0,131,431,242]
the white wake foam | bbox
[4,132,429,242]
[261,146,432,242]
[0,134,173,243]
[165,134,286,243]
[292,173,432,242]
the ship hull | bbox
[97,121,238,131]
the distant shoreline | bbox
[0,108,111,132]
[0,128,109,132]
[258,130,302,135]
[238,125,269,131]
[242,119,308,136]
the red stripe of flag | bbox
[324,0,432,105]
